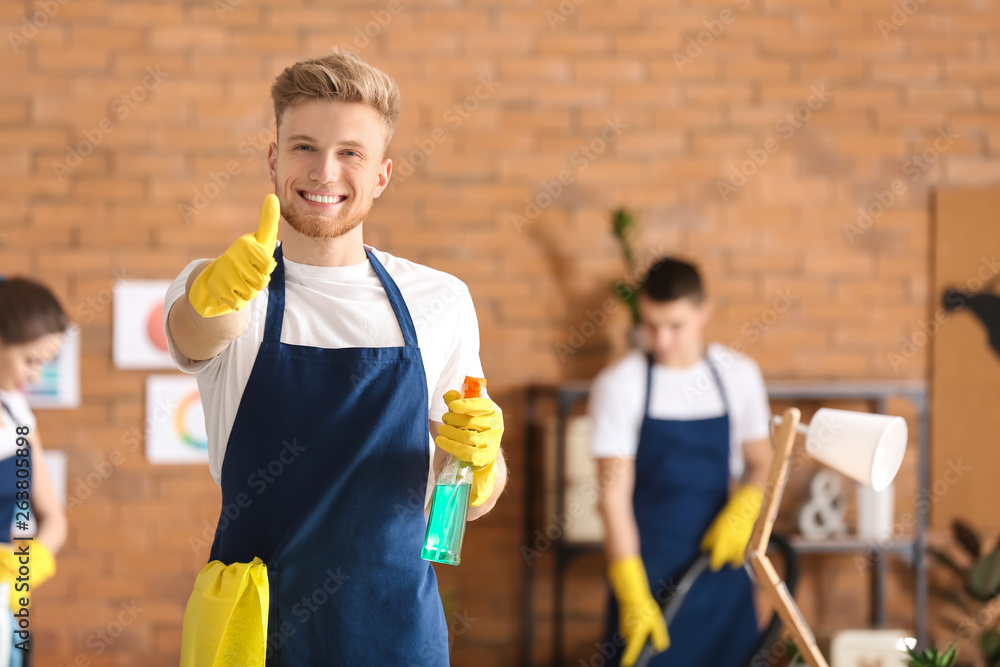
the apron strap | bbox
[0,397,21,427]
[262,245,419,349]
[704,351,731,415]
[263,245,287,344]
[642,349,731,418]
[365,247,419,349]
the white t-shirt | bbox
[0,389,36,460]
[588,344,771,480]
[163,244,484,489]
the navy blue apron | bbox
[208,246,449,666]
[604,353,758,666]
[0,398,30,544]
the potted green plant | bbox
[610,207,646,352]
[928,520,1000,667]
[905,642,959,666]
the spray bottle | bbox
[421,376,486,565]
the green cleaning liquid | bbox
[421,375,487,566]
[420,480,472,565]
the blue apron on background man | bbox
[604,354,758,666]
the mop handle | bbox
[632,553,711,667]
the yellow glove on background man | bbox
[435,390,503,506]
[700,484,764,571]
[0,541,56,610]
[609,555,669,667]
[189,194,280,318]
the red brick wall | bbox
[2,0,998,664]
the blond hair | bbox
[270,49,401,148]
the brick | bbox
[108,3,185,26]
[760,36,835,58]
[150,27,228,50]
[906,85,977,110]
[499,56,571,82]
[35,47,110,72]
[0,100,28,124]
[684,82,753,105]
[872,61,942,83]
[573,58,646,82]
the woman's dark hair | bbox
[639,257,705,304]
[0,277,70,345]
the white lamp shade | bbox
[804,408,908,491]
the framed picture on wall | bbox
[24,324,80,409]
[113,280,174,369]
[145,374,209,464]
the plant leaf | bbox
[953,520,982,560]
[929,583,974,615]
[942,641,958,666]
[929,547,971,579]
[967,545,1000,602]
[981,631,1000,665]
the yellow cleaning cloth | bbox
[180,557,269,667]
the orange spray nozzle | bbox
[461,376,486,399]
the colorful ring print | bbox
[175,391,208,450]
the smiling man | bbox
[165,51,506,666]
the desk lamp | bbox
[747,407,908,667]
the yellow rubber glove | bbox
[609,555,669,666]
[181,558,269,667]
[189,194,280,318]
[0,541,56,610]
[700,484,764,572]
[436,389,504,506]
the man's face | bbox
[268,99,391,240]
[638,295,710,366]
[0,332,63,393]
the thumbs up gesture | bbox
[189,195,280,318]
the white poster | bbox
[114,280,174,369]
[24,325,80,409]
[145,375,208,464]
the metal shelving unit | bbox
[519,379,928,667]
